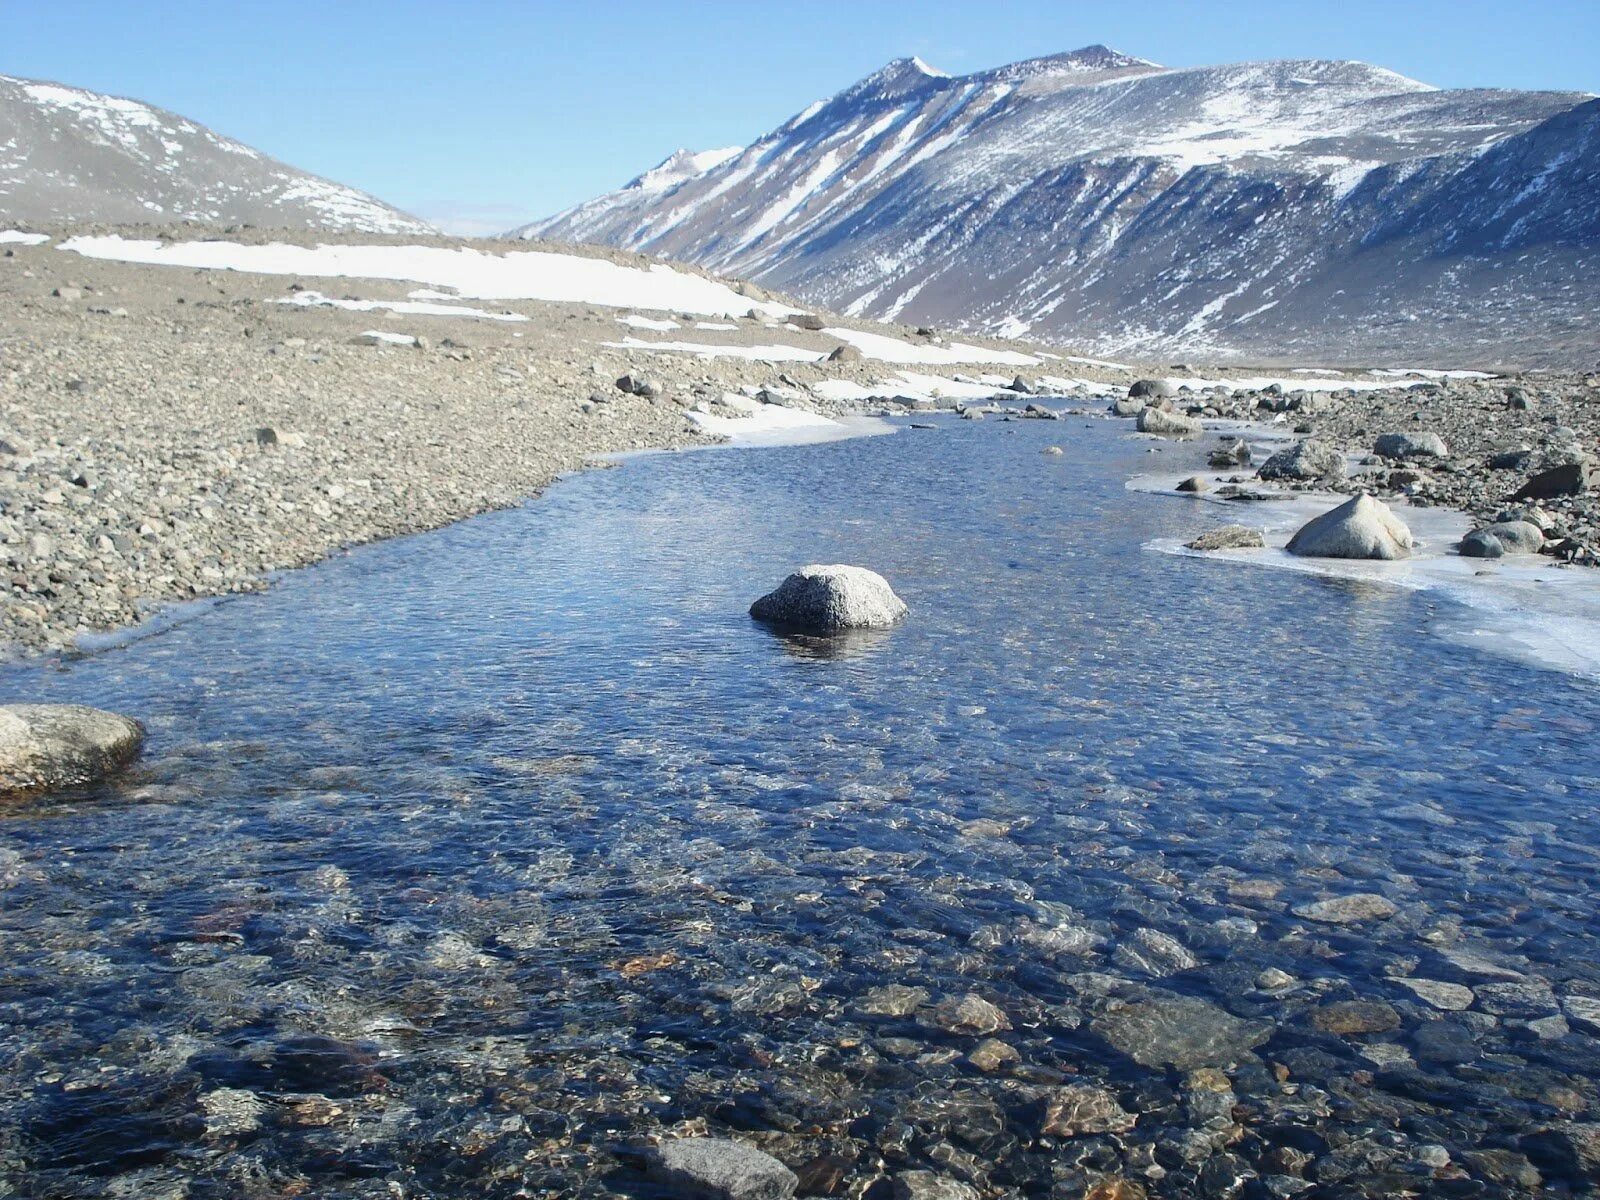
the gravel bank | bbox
[0,227,1085,655]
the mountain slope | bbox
[0,74,432,233]
[518,47,1600,365]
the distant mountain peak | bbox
[629,146,741,193]
[519,47,1599,365]
[0,71,430,233]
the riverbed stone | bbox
[1042,1084,1138,1136]
[645,1138,798,1200]
[1311,1000,1401,1035]
[0,704,145,793]
[749,564,907,632]
[1093,995,1272,1069]
[1397,979,1475,1011]
[1285,495,1413,560]
[1292,893,1397,924]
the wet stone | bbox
[1311,1000,1402,1035]
[1292,893,1397,924]
[1041,1084,1138,1137]
[1093,995,1273,1070]
[645,1138,799,1200]
[1396,978,1475,1010]
[923,992,1011,1036]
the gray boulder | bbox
[1459,530,1506,559]
[1286,494,1414,561]
[1128,379,1176,400]
[825,343,862,363]
[750,564,907,632]
[0,704,144,793]
[1136,407,1201,436]
[645,1139,798,1200]
[1463,520,1545,557]
[791,313,827,331]
[1008,375,1035,394]
[1176,475,1209,494]
[1110,398,1143,418]
[1258,439,1347,482]
[1374,431,1449,460]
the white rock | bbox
[1286,494,1414,561]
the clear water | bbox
[3,416,1599,1199]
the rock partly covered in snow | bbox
[644,1138,798,1200]
[750,564,908,632]
[1286,494,1414,560]
[0,703,144,793]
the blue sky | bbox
[5,0,1597,234]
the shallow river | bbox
[3,416,1599,1199]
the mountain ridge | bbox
[0,72,432,234]
[517,46,1600,366]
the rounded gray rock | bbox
[0,703,144,793]
[1286,494,1413,561]
[1259,439,1348,482]
[750,564,907,632]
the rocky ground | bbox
[1107,375,1600,561]
[3,223,1597,658]
[0,226,1104,656]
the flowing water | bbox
[2,415,1599,1199]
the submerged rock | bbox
[0,704,144,793]
[646,1138,798,1200]
[1187,525,1265,552]
[1093,995,1272,1069]
[1286,495,1413,561]
[750,564,907,633]
[1042,1084,1137,1136]
[1312,1000,1402,1035]
[1258,439,1347,482]
[1292,893,1397,924]
[1136,407,1201,436]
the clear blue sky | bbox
[5,0,1596,234]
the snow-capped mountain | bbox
[518,46,1600,365]
[0,74,431,234]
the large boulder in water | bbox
[1286,494,1414,560]
[1136,407,1201,436]
[1258,439,1347,482]
[750,565,907,632]
[0,704,144,793]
